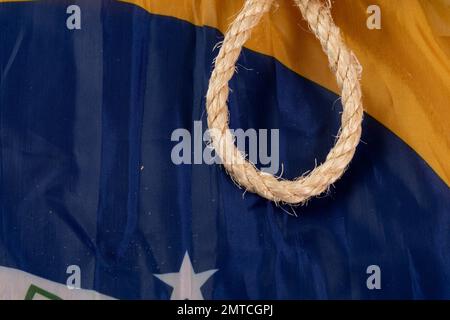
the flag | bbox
[0,0,449,299]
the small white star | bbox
[154,252,218,300]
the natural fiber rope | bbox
[206,0,364,205]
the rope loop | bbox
[206,0,364,204]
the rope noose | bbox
[206,0,364,205]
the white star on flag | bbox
[154,252,218,300]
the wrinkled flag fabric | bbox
[0,0,449,299]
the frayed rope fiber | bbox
[206,0,364,205]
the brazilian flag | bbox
[0,0,448,299]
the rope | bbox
[206,0,364,205]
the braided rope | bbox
[206,0,364,205]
